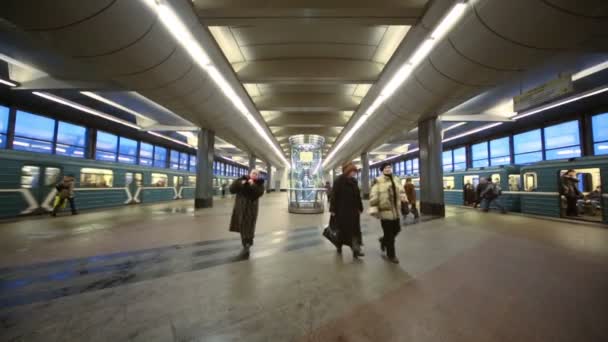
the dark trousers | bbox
[566,196,578,216]
[53,197,77,214]
[241,235,254,247]
[380,219,401,258]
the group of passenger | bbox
[463,178,507,214]
[560,169,602,217]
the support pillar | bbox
[248,153,256,172]
[266,162,272,192]
[419,117,445,216]
[360,152,370,199]
[195,129,214,208]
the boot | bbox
[378,237,386,253]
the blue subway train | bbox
[0,150,238,218]
[435,156,607,224]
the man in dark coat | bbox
[229,169,265,256]
[560,169,582,217]
[330,161,364,258]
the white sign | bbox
[514,75,573,112]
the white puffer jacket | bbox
[369,175,406,220]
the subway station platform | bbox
[1,193,607,342]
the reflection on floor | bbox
[1,193,607,342]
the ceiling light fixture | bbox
[0,78,18,87]
[148,131,194,148]
[323,1,467,168]
[33,92,141,130]
[442,122,503,143]
[512,86,608,121]
[80,91,153,121]
[370,147,420,167]
[442,122,466,133]
[142,0,288,167]
[572,60,608,81]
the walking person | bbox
[330,162,364,259]
[479,178,507,213]
[560,169,582,217]
[403,177,419,221]
[369,163,407,264]
[229,169,265,257]
[51,175,78,217]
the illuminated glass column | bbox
[288,135,325,213]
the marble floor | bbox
[0,193,607,341]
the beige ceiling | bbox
[197,0,425,158]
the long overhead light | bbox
[0,78,18,87]
[32,92,141,130]
[141,0,288,167]
[324,1,467,167]
[442,122,503,143]
[80,91,153,121]
[572,60,608,81]
[442,122,466,133]
[370,147,420,167]
[512,86,608,121]
[148,131,193,148]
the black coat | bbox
[330,175,363,246]
[560,176,582,199]
[229,176,265,239]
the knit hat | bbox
[342,161,357,176]
[380,162,391,171]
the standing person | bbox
[560,169,582,217]
[370,163,406,264]
[479,178,507,213]
[463,181,474,206]
[330,162,364,258]
[403,177,419,220]
[51,175,78,217]
[229,169,265,257]
[221,182,227,198]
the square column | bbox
[195,129,215,208]
[249,153,256,171]
[360,152,370,199]
[419,117,445,216]
[266,162,272,192]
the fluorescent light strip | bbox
[143,0,288,167]
[442,122,503,143]
[0,78,17,87]
[370,148,420,167]
[81,91,152,121]
[324,1,467,168]
[442,122,466,133]
[572,60,608,81]
[147,131,193,148]
[512,86,608,121]
[32,92,141,130]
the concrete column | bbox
[360,152,370,199]
[265,162,272,192]
[248,153,256,172]
[195,129,215,209]
[330,169,335,184]
[418,117,445,216]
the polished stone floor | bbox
[0,193,607,341]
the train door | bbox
[125,172,143,204]
[20,165,62,212]
[558,168,602,222]
[463,175,479,207]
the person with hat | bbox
[329,161,364,259]
[369,162,407,263]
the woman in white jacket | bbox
[369,162,407,263]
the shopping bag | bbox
[322,216,340,248]
[54,196,66,209]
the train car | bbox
[519,156,607,224]
[0,149,197,218]
[442,165,521,211]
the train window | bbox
[20,166,40,188]
[188,176,196,186]
[508,175,521,191]
[14,111,55,154]
[464,175,479,187]
[0,106,8,149]
[173,176,184,186]
[44,168,61,186]
[592,113,608,155]
[523,172,537,191]
[491,174,501,184]
[151,173,168,187]
[125,172,133,186]
[560,168,601,193]
[443,176,455,190]
[80,168,113,188]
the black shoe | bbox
[378,238,386,253]
[388,257,399,264]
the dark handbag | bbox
[322,216,340,248]
[401,201,410,216]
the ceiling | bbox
[198,0,426,158]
